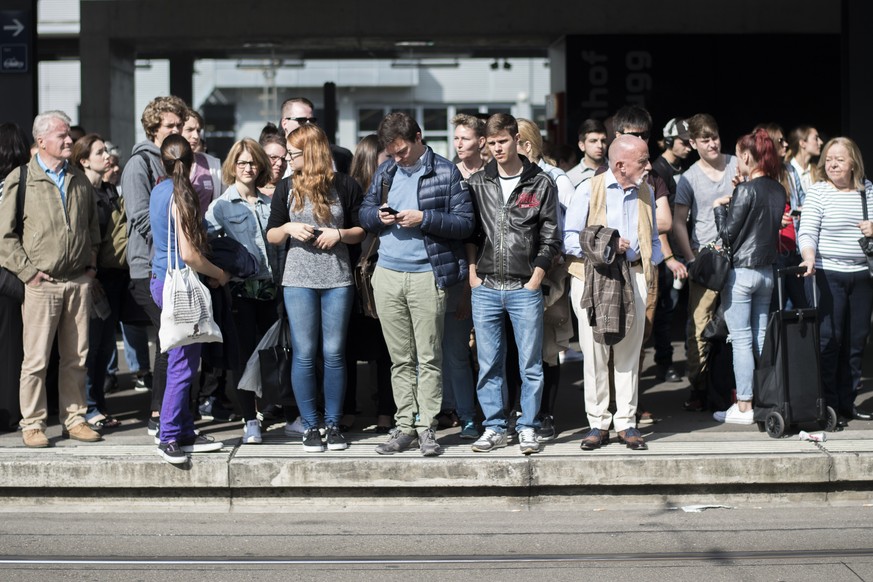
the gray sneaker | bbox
[375,429,418,455]
[418,428,443,457]
[471,428,508,452]
[518,427,541,455]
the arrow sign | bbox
[2,18,23,37]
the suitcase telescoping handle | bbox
[776,265,818,309]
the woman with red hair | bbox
[711,129,786,425]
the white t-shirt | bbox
[499,174,521,204]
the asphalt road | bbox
[1,504,872,581]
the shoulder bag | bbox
[857,188,873,277]
[354,179,389,319]
[688,238,732,291]
[0,165,28,303]
[158,196,223,352]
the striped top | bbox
[797,179,873,273]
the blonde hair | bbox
[817,137,866,190]
[222,138,272,188]
[286,124,335,224]
[517,118,555,165]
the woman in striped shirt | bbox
[798,137,873,425]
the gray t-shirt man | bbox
[674,155,737,251]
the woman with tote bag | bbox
[149,134,229,464]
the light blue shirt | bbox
[36,154,68,208]
[563,168,663,264]
[378,163,430,273]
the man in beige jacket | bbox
[0,110,102,448]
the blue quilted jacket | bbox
[360,147,474,289]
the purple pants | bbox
[150,277,200,444]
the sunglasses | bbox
[621,130,650,141]
[284,117,317,125]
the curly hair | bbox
[141,96,187,142]
[286,124,335,225]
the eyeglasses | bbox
[284,117,317,125]
[621,130,650,141]
[268,155,287,164]
[235,161,258,169]
[287,151,303,160]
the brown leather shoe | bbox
[617,427,648,450]
[22,428,49,448]
[62,423,102,443]
[579,428,609,450]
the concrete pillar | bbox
[79,10,135,160]
[843,0,873,162]
[170,55,194,107]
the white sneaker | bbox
[242,419,262,444]
[713,403,754,425]
[471,428,508,452]
[284,416,306,437]
[518,427,541,455]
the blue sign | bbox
[0,10,30,74]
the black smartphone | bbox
[381,206,399,216]
[790,209,801,218]
[311,228,323,239]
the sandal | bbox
[87,414,122,430]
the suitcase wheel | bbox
[820,406,838,432]
[765,411,785,438]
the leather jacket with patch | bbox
[466,156,561,289]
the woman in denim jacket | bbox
[205,138,279,444]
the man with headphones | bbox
[651,118,693,384]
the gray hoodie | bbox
[121,140,165,279]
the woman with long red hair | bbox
[265,124,365,453]
[711,128,786,425]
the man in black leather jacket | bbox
[465,113,561,455]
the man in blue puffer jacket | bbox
[360,112,474,457]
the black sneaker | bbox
[103,374,119,394]
[418,428,443,457]
[302,427,325,452]
[157,441,187,464]
[179,434,223,453]
[375,429,418,455]
[198,397,238,422]
[325,425,348,451]
[536,414,556,441]
[147,417,160,437]
[133,372,153,393]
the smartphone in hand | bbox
[381,206,400,216]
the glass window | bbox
[358,108,384,132]
[390,107,415,120]
[423,108,447,131]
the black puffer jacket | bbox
[466,156,561,288]
[713,176,785,268]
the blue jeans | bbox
[722,266,773,402]
[284,285,354,429]
[809,269,873,416]
[441,309,476,423]
[471,285,544,432]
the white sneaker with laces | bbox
[713,403,754,425]
[471,428,508,452]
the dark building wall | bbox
[562,34,841,154]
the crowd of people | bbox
[0,95,871,464]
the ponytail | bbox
[161,134,208,255]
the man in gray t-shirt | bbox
[671,113,737,411]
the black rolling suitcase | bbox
[753,266,837,437]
